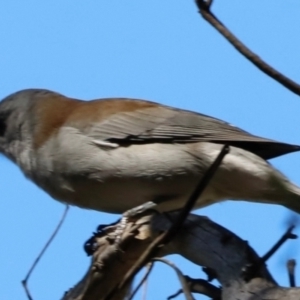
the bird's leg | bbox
[85,201,158,251]
[123,201,158,218]
[114,201,158,243]
[84,219,123,255]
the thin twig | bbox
[195,0,300,97]
[168,289,182,300]
[162,144,229,244]
[22,205,69,300]
[142,265,149,300]
[287,259,296,287]
[185,277,221,300]
[105,145,229,299]
[261,225,297,263]
[128,263,154,300]
[168,277,221,300]
[243,225,297,281]
[152,258,194,300]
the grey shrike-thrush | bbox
[1,89,300,214]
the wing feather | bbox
[80,99,300,159]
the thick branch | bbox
[62,213,300,300]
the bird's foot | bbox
[84,201,157,254]
[84,220,121,255]
[115,201,157,243]
[123,201,157,218]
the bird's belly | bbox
[45,175,219,214]
[31,142,198,211]
[33,142,221,213]
[33,141,271,214]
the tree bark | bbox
[62,212,300,300]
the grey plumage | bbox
[85,101,300,159]
[1,88,300,215]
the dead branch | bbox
[287,259,297,288]
[62,212,300,300]
[108,144,229,298]
[194,0,300,97]
[22,205,69,300]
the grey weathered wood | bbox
[62,213,300,300]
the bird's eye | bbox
[0,118,6,136]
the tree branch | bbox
[194,0,300,97]
[62,213,300,300]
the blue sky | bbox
[1,1,300,299]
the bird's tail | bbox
[246,170,300,215]
[282,182,300,214]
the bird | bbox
[1,88,300,215]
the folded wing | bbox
[81,98,300,160]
